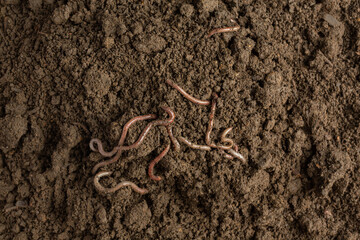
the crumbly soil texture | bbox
[1,0,360,239]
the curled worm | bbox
[178,136,211,151]
[227,148,246,163]
[219,149,234,159]
[166,126,180,152]
[205,93,219,148]
[90,138,118,158]
[94,171,148,194]
[118,114,157,146]
[90,114,157,157]
[92,107,175,174]
[148,144,170,181]
[217,127,234,150]
[166,79,211,106]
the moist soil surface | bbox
[1,0,360,239]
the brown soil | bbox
[1,0,359,239]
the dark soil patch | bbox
[1,0,359,239]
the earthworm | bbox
[217,127,234,150]
[94,171,148,194]
[219,149,234,159]
[166,126,180,152]
[90,114,157,157]
[178,136,211,151]
[207,25,240,37]
[92,149,123,174]
[92,107,175,173]
[148,144,170,181]
[166,79,211,106]
[234,144,239,152]
[205,93,219,148]
[120,106,175,151]
[90,138,118,157]
[118,114,157,146]
[222,143,245,162]
[227,148,246,163]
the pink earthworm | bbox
[234,144,239,152]
[207,25,240,37]
[90,138,118,158]
[205,93,219,148]
[118,114,158,146]
[205,96,234,150]
[227,148,246,163]
[166,126,180,152]
[92,149,123,174]
[219,149,234,159]
[94,171,148,194]
[166,79,211,106]
[178,136,211,151]
[92,107,175,174]
[120,106,174,151]
[89,114,157,157]
[217,127,234,150]
[148,144,170,181]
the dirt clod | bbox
[124,201,152,231]
[133,35,167,54]
[96,206,108,225]
[52,4,72,25]
[197,0,218,13]
[28,0,42,12]
[83,66,112,98]
[0,116,27,153]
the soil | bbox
[0,0,359,239]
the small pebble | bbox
[37,213,47,222]
[52,5,72,25]
[323,13,341,27]
[97,206,108,224]
[103,37,115,49]
[124,201,151,231]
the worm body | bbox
[92,149,123,174]
[166,126,180,152]
[166,79,211,106]
[121,106,175,151]
[92,107,175,173]
[207,25,240,38]
[178,136,211,151]
[148,144,170,181]
[219,149,234,159]
[90,114,157,158]
[90,138,118,157]
[217,127,234,150]
[205,93,219,148]
[234,144,239,152]
[94,171,148,194]
[228,149,246,163]
[118,114,157,146]
[92,121,168,173]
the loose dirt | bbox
[0,0,359,239]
